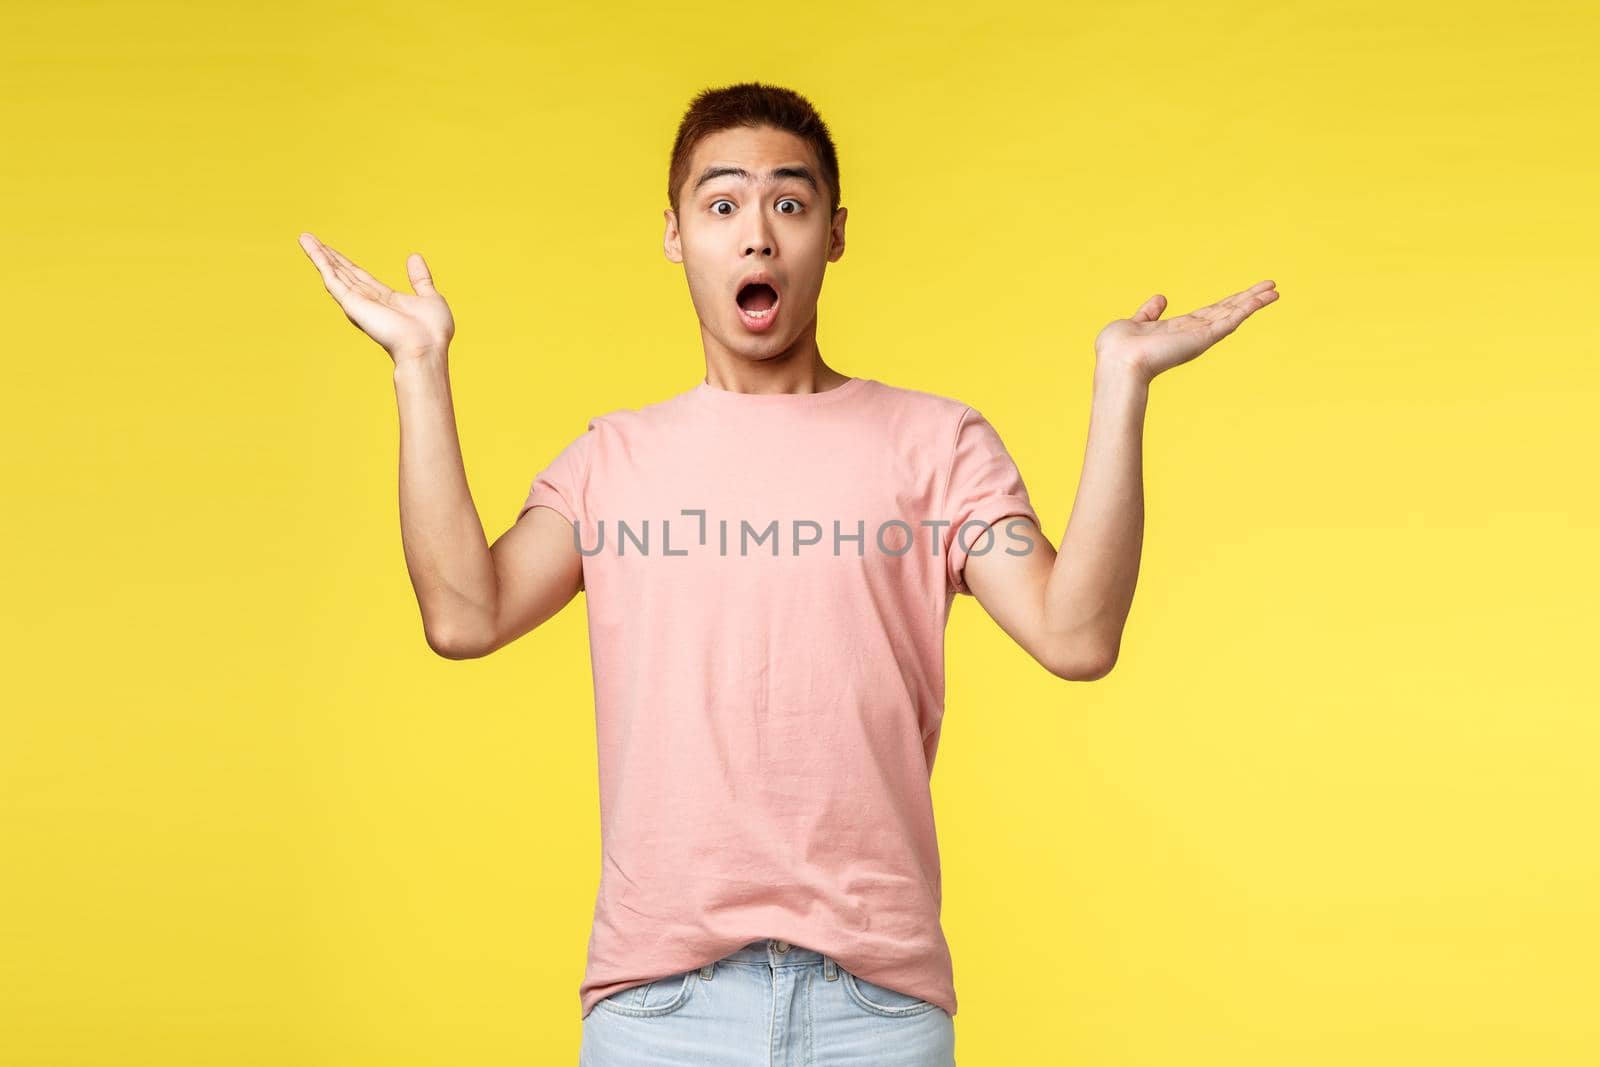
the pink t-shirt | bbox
[517,375,1039,1020]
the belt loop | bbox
[823,955,838,981]
[700,962,715,980]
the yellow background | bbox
[5,0,1596,1063]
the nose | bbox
[742,213,775,258]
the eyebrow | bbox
[692,165,820,195]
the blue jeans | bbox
[579,938,957,1066]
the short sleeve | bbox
[516,421,598,526]
[941,406,1039,596]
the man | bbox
[298,81,1278,1066]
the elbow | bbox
[424,620,494,661]
[1044,640,1118,682]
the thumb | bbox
[1131,293,1166,323]
[407,252,437,296]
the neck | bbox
[698,315,846,395]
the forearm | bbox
[392,350,499,657]
[1042,363,1149,666]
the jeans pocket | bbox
[839,968,940,1018]
[594,970,697,1018]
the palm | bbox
[1096,279,1279,382]
[298,232,454,361]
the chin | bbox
[733,344,789,364]
[725,327,790,356]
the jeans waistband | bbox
[717,938,830,967]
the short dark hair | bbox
[667,82,842,217]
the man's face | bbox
[664,125,846,363]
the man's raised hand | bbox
[1095,279,1280,385]
[298,232,455,364]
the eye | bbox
[777,198,803,214]
[710,199,735,216]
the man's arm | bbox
[298,232,583,660]
[393,356,583,660]
[965,280,1281,681]
[964,368,1144,681]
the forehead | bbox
[686,125,820,182]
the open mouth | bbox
[735,281,781,330]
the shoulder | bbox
[862,377,968,413]
[856,377,973,431]
[569,389,692,440]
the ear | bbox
[826,206,847,262]
[663,208,683,264]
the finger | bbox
[321,241,392,298]
[302,234,361,292]
[322,252,366,300]
[1211,279,1277,315]
[299,233,356,303]
[1208,288,1279,338]
[1181,281,1276,327]
[1229,287,1279,317]
[407,252,437,296]
[329,253,394,310]
[310,238,391,307]
[1131,293,1166,323]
